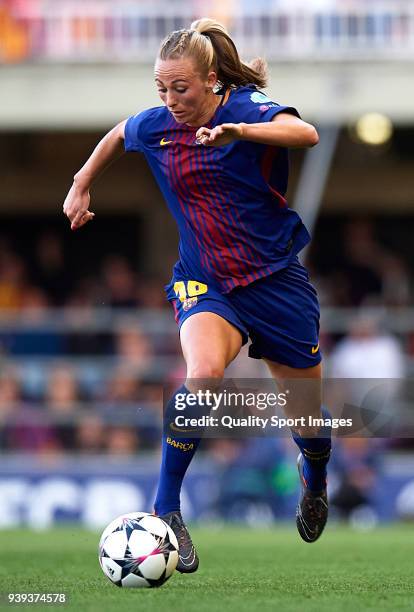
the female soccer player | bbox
[63,18,331,572]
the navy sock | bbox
[154,385,201,516]
[292,406,332,492]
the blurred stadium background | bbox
[0,0,414,531]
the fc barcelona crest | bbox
[183,297,198,311]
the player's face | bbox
[154,57,217,125]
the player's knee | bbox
[186,362,224,389]
[295,425,321,439]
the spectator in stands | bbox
[380,253,411,307]
[106,426,139,455]
[0,366,21,418]
[327,311,405,443]
[104,365,141,404]
[43,364,80,449]
[328,314,405,379]
[64,277,101,309]
[330,437,379,523]
[114,319,153,373]
[44,364,80,411]
[33,232,68,305]
[75,414,106,454]
[101,255,140,308]
[0,366,60,453]
[11,285,64,356]
[333,219,410,307]
[136,275,169,309]
[0,245,26,309]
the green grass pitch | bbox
[0,526,413,611]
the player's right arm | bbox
[63,120,126,230]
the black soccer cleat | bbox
[159,511,199,573]
[296,453,328,543]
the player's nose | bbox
[166,91,178,109]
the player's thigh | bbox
[265,359,322,436]
[180,312,243,384]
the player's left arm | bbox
[196,113,319,148]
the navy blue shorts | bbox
[166,258,321,369]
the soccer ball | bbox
[98,512,179,588]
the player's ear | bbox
[206,70,218,91]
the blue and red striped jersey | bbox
[124,85,310,294]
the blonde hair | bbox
[158,17,267,89]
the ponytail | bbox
[158,17,268,89]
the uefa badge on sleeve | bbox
[183,297,198,311]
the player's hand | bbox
[63,182,95,231]
[196,123,244,147]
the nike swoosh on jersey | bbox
[160,137,173,146]
[311,344,319,354]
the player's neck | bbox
[186,93,222,127]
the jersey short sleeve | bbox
[124,107,160,153]
[229,87,301,125]
[124,112,145,152]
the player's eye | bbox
[157,88,167,93]
[175,88,187,93]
